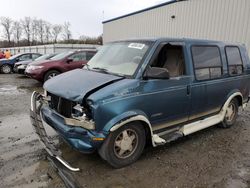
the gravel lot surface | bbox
[0,74,250,188]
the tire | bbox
[1,64,12,74]
[219,98,239,128]
[44,70,60,82]
[13,66,18,73]
[98,122,146,168]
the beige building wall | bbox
[103,0,250,53]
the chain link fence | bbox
[1,44,100,55]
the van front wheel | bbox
[99,122,146,168]
[220,98,239,128]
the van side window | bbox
[225,46,243,75]
[192,46,222,80]
[151,44,185,77]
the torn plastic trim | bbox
[47,156,81,188]
[30,91,80,172]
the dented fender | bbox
[102,110,156,146]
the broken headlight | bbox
[67,103,95,130]
[72,104,84,117]
[72,103,92,121]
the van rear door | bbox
[189,44,224,120]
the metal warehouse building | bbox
[103,0,250,53]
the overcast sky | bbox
[0,0,168,39]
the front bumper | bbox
[17,65,26,74]
[25,68,44,81]
[40,106,99,152]
[30,91,105,171]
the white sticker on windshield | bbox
[128,43,145,50]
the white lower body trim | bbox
[180,113,223,135]
[180,92,242,136]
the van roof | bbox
[109,37,245,46]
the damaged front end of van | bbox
[30,68,124,171]
[30,40,157,170]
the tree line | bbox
[0,16,102,48]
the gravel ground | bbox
[0,73,250,188]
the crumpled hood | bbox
[44,69,123,102]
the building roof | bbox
[103,0,184,24]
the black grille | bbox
[50,94,59,109]
[49,93,72,118]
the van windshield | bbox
[87,41,152,76]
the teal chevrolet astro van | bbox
[30,38,250,169]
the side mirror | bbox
[144,67,170,79]
[16,58,20,62]
[66,58,73,63]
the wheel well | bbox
[234,95,243,107]
[43,69,61,78]
[45,69,61,75]
[135,120,152,146]
[1,64,12,68]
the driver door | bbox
[140,42,191,133]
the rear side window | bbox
[86,52,96,61]
[225,46,243,75]
[192,46,222,80]
[32,54,41,60]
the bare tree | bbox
[44,22,51,43]
[51,24,62,43]
[21,17,32,45]
[79,35,87,44]
[62,21,72,41]
[37,19,45,44]
[12,21,22,46]
[0,17,13,46]
[31,18,39,45]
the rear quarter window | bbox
[191,46,223,80]
[225,46,243,75]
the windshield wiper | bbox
[91,67,126,78]
[92,67,109,73]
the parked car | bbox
[25,50,96,82]
[14,53,56,74]
[30,38,250,169]
[0,53,41,74]
[0,51,5,59]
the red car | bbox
[25,50,96,82]
[0,52,5,59]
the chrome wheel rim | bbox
[48,73,58,79]
[114,129,138,159]
[2,65,11,73]
[225,103,236,122]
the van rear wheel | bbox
[99,122,146,168]
[220,98,238,128]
